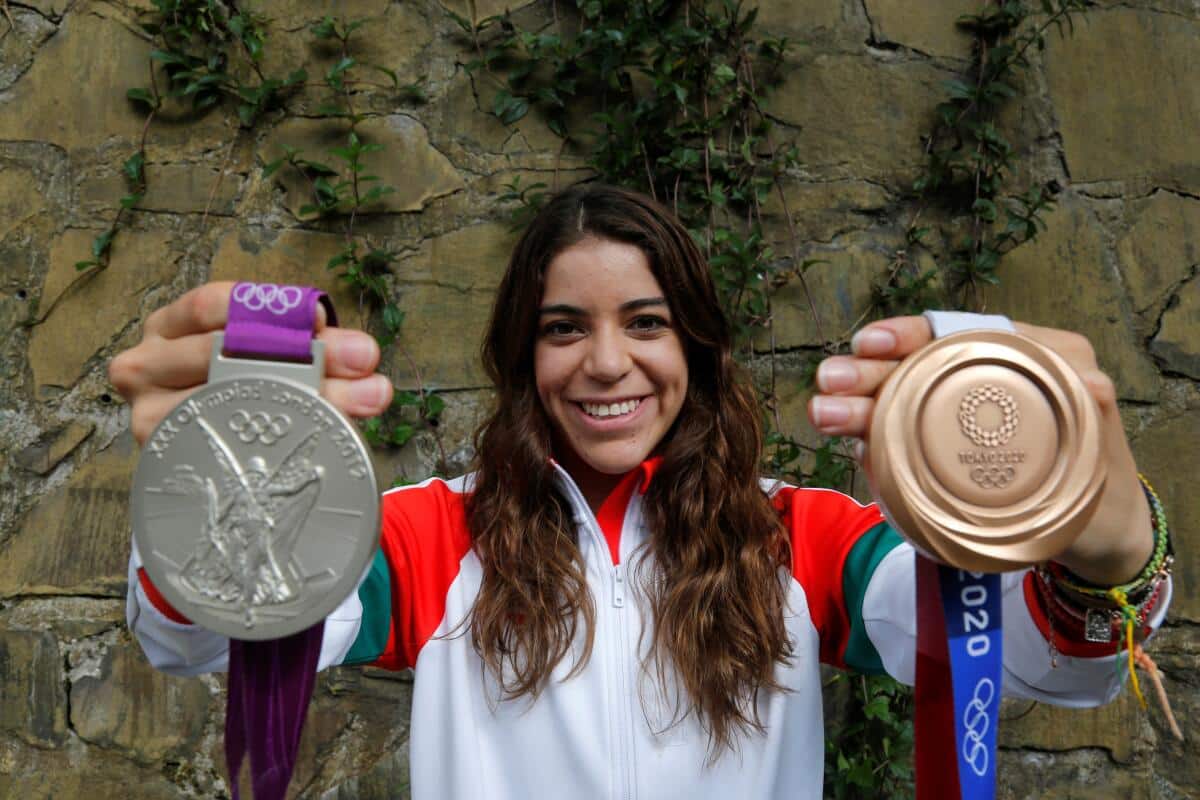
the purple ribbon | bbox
[224,282,336,800]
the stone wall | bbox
[0,1,1196,798]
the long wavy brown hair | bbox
[466,183,792,755]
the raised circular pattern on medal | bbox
[132,376,379,640]
[865,330,1106,572]
[919,365,1058,509]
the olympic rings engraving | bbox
[961,677,995,778]
[958,384,1020,448]
[970,464,1017,490]
[232,283,304,316]
[229,410,291,445]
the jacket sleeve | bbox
[776,481,1171,706]
[861,540,1172,706]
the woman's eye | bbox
[542,320,582,337]
[629,315,669,332]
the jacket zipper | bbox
[552,468,635,800]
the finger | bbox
[130,388,196,447]
[117,332,216,393]
[808,394,874,437]
[144,282,330,340]
[318,328,381,378]
[1013,322,1098,369]
[815,355,900,396]
[850,316,934,359]
[144,282,235,340]
[1077,367,1118,415]
[323,374,394,419]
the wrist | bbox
[1055,478,1155,586]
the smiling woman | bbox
[117,183,1170,800]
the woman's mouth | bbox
[578,398,642,419]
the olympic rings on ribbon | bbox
[232,283,304,316]
[229,410,291,445]
[961,676,995,778]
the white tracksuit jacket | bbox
[128,460,1169,799]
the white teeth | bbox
[581,399,640,418]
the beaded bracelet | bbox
[1045,474,1172,603]
[1037,474,1173,709]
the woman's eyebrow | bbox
[537,297,667,315]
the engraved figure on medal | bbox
[162,415,324,627]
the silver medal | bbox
[132,334,379,640]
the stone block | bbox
[0,6,56,92]
[754,0,860,40]
[0,737,181,800]
[998,691,1147,764]
[28,229,179,390]
[0,597,125,640]
[13,419,94,475]
[0,162,46,243]
[394,221,517,290]
[1130,404,1200,621]
[81,163,243,216]
[1136,625,1200,791]
[386,281,494,390]
[266,666,413,796]
[442,0,536,22]
[263,115,464,218]
[0,435,139,598]
[210,227,369,332]
[1044,9,1200,191]
[984,196,1161,402]
[0,631,67,746]
[760,179,893,245]
[762,232,890,349]
[770,53,950,186]
[1149,278,1200,379]
[0,11,232,155]
[259,2,433,111]
[864,0,977,58]
[996,748,1150,800]
[70,635,211,762]
[1117,190,1200,319]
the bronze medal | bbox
[864,329,1106,572]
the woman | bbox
[114,184,1169,799]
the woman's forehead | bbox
[540,238,664,307]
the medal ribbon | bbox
[916,554,1003,800]
[224,282,337,800]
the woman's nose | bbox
[584,327,632,382]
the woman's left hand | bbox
[808,315,1153,585]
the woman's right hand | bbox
[109,282,394,447]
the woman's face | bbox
[534,237,688,492]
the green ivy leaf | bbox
[126,88,159,109]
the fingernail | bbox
[851,327,896,355]
[339,337,378,371]
[811,396,851,428]
[817,360,857,392]
[353,375,390,408]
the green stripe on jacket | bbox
[842,522,905,674]
[343,548,393,665]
